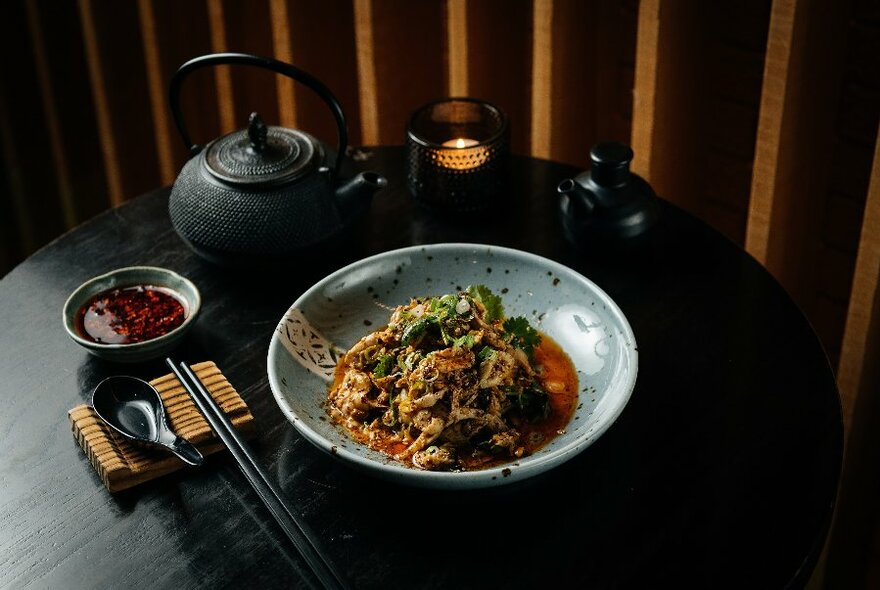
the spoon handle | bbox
[166,436,204,466]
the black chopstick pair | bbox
[164,358,348,590]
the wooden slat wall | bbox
[825,124,880,589]
[138,0,175,185]
[822,1,880,584]
[466,0,536,156]
[27,0,77,227]
[285,0,361,147]
[150,0,222,165]
[746,0,849,365]
[446,0,468,96]
[0,2,878,584]
[530,0,553,159]
[552,0,636,163]
[269,0,297,128]
[206,0,236,133]
[0,1,67,252]
[632,0,770,241]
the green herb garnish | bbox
[372,354,395,377]
[505,383,551,421]
[467,285,504,322]
[401,317,430,345]
[452,333,475,349]
[477,346,495,361]
[503,316,541,357]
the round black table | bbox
[0,147,842,589]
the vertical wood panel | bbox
[35,0,108,223]
[0,0,66,250]
[26,0,76,228]
[0,149,22,274]
[353,0,379,144]
[697,2,769,245]
[466,0,533,155]
[286,0,361,148]
[0,177,17,272]
[78,0,124,206]
[745,0,797,264]
[595,1,638,146]
[530,0,553,159]
[838,125,880,433]
[0,92,33,254]
[745,0,846,302]
[631,0,703,211]
[630,0,660,182]
[270,0,297,128]
[632,0,769,244]
[137,0,175,186]
[222,0,279,128]
[79,0,160,203]
[823,127,880,588]
[361,0,445,145]
[446,0,468,96]
[549,0,638,167]
[151,0,220,169]
[206,0,236,134]
[549,0,597,165]
[807,4,880,366]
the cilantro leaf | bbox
[467,285,504,322]
[401,317,430,345]
[505,384,550,421]
[372,354,395,377]
[452,333,475,349]
[503,316,541,357]
[477,346,495,361]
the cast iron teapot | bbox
[557,142,659,247]
[168,53,386,265]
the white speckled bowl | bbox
[62,266,201,363]
[267,244,637,489]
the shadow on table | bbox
[271,425,642,589]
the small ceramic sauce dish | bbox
[62,266,201,363]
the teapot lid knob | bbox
[590,142,633,188]
[247,112,268,153]
[202,112,323,188]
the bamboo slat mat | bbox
[69,361,255,492]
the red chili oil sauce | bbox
[76,285,187,344]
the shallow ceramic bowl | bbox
[62,266,201,363]
[267,244,637,489]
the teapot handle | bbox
[169,52,348,175]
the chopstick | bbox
[165,358,348,590]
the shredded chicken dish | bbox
[327,285,577,471]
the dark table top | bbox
[0,146,842,589]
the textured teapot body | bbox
[165,53,386,264]
[169,137,347,262]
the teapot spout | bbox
[557,178,596,219]
[336,171,388,212]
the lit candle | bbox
[407,98,508,211]
[441,137,480,148]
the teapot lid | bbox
[203,112,322,189]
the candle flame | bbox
[455,138,466,148]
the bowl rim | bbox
[267,242,638,488]
[62,265,201,350]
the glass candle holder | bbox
[406,98,509,213]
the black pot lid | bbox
[203,112,322,188]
